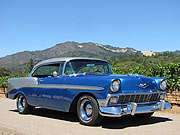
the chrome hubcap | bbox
[17,95,25,112]
[80,99,93,121]
[85,104,93,115]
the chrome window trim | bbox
[62,61,67,76]
[30,61,65,77]
[30,58,112,77]
[63,61,76,76]
[32,57,108,71]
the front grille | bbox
[118,93,160,104]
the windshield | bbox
[64,60,113,75]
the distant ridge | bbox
[0,41,138,72]
[1,41,178,73]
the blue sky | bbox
[0,0,180,57]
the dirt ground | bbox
[0,93,5,98]
[161,104,180,114]
[163,91,180,114]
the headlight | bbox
[110,80,120,92]
[160,80,167,90]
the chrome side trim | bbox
[28,84,104,90]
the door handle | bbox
[39,80,44,83]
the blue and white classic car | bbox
[6,57,171,125]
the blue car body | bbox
[6,57,171,118]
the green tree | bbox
[0,67,11,77]
[27,58,35,73]
[0,76,8,93]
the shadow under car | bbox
[10,108,172,129]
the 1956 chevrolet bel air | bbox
[6,57,171,125]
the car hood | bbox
[64,74,163,93]
[98,74,159,93]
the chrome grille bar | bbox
[118,93,160,104]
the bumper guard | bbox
[99,100,172,117]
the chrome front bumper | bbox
[98,100,172,117]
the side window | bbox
[32,63,61,78]
[64,62,74,75]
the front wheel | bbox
[77,95,102,126]
[16,94,33,114]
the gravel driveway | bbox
[0,98,180,135]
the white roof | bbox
[32,57,108,70]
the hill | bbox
[0,41,142,73]
[0,41,179,74]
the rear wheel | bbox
[77,95,102,126]
[16,94,33,114]
[134,112,154,119]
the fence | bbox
[0,88,7,94]
[166,90,180,105]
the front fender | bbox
[149,77,167,90]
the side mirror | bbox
[53,71,58,77]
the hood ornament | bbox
[138,83,149,89]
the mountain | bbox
[155,50,180,55]
[0,41,147,73]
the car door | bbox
[32,62,65,111]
